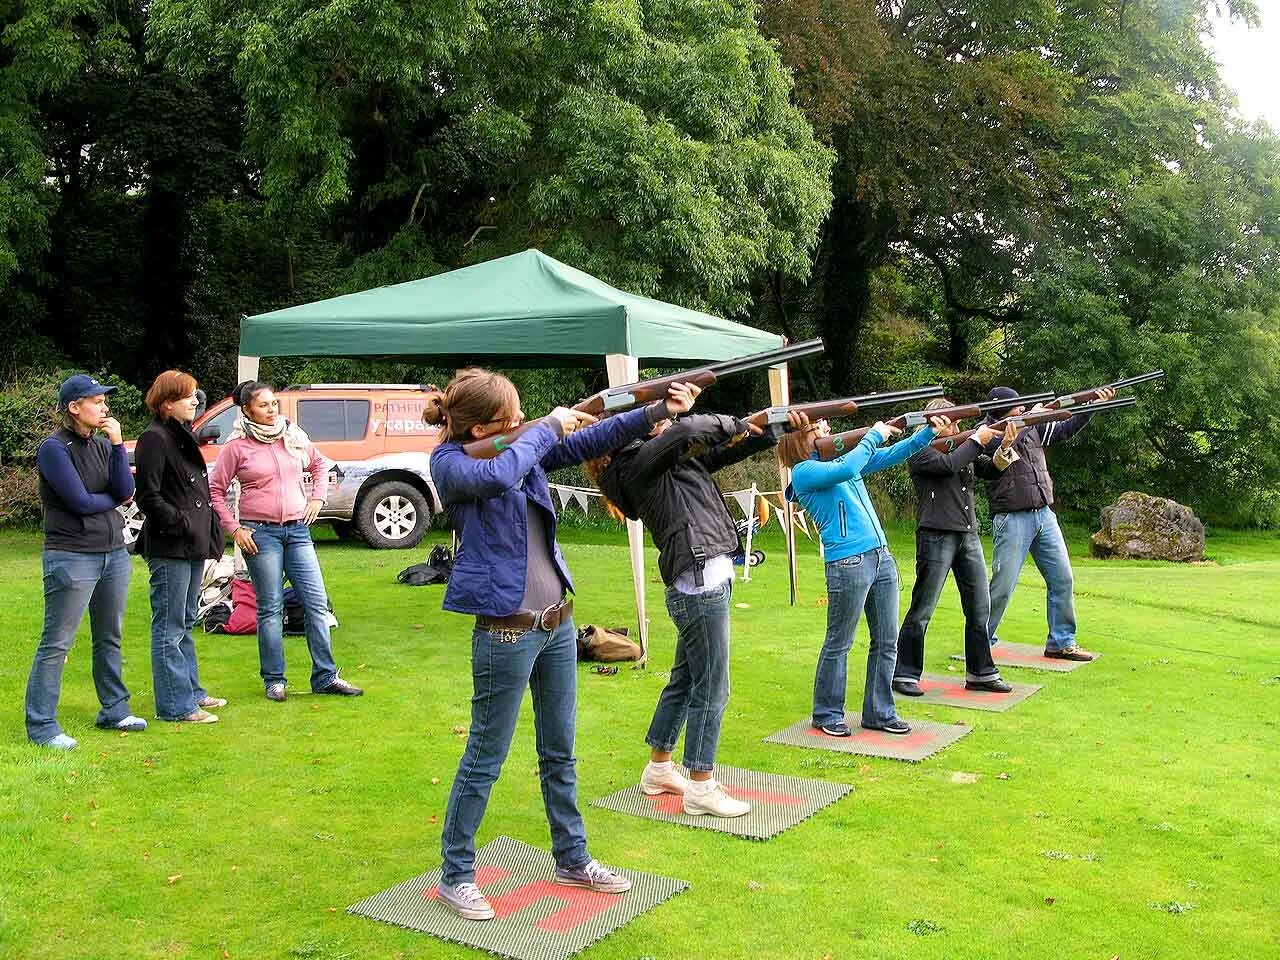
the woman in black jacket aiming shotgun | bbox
[589,389,805,818]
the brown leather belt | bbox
[477,598,573,635]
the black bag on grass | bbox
[398,545,453,586]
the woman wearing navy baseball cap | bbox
[25,375,148,749]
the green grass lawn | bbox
[1,521,1277,960]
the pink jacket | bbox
[209,436,331,534]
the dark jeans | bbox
[25,548,134,743]
[241,521,338,691]
[147,557,209,720]
[646,580,733,773]
[895,529,1001,684]
[815,546,901,728]
[441,619,589,886]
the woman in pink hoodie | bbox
[209,381,362,702]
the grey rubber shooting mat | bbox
[590,763,852,840]
[911,672,1042,711]
[954,640,1097,672]
[347,835,688,960]
[764,716,972,762]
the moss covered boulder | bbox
[1090,491,1204,562]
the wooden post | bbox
[741,482,758,583]
[768,363,798,605]
[605,353,649,665]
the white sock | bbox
[647,760,674,772]
[688,777,716,794]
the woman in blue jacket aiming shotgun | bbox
[423,368,695,922]
[779,413,950,737]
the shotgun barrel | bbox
[814,391,1054,459]
[746,384,945,429]
[1051,369,1164,408]
[929,395,1138,452]
[462,338,826,459]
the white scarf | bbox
[229,415,312,464]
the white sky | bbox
[1207,2,1280,129]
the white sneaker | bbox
[436,881,495,921]
[640,761,689,796]
[682,779,750,818]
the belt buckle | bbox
[535,603,557,632]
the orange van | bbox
[123,384,444,548]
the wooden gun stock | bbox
[929,409,1072,453]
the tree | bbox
[148,0,834,316]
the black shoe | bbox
[861,718,911,735]
[317,676,364,696]
[811,720,852,738]
[965,679,1013,693]
[892,679,924,697]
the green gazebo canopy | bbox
[239,249,783,364]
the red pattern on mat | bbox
[424,865,618,933]
[917,679,1006,701]
[804,726,934,749]
[649,784,806,814]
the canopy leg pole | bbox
[741,482,757,583]
[768,363,798,606]
[605,353,648,667]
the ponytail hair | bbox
[422,368,520,443]
[232,380,272,408]
[582,456,627,523]
[776,426,819,470]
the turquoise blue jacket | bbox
[786,426,936,562]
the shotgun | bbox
[741,385,946,434]
[813,391,1054,461]
[1045,370,1164,409]
[462,338,825,459]
[929,396,1140,453]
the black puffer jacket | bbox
[975,413,1092,513]
[597,414,773,586]
[134,417,224,561]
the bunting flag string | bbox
[555,485,574,511]
[545,483,811,538]
[730,489,756,520]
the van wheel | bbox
[357,481,430,549]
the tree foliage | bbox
[1,0,1278,525]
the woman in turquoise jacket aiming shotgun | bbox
[779,414,949,737]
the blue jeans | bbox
[815,546,901,728]
[646,580,732,773]
[988,506,1077,651]
[896,529,1000,683]
[25,548,134,743]
[147,557,208,720]
[441,619,589,885]
[241,522,338,691]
